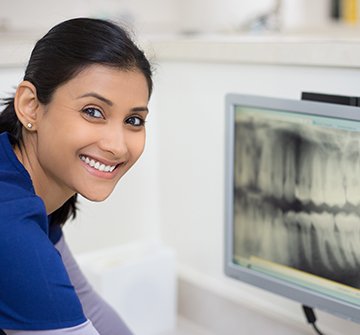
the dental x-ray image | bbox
[233,108,360,289]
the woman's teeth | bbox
[80,155,117,172]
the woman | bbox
[0,18,152,335]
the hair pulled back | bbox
[0,18,153,226]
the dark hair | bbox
[0,18,153,226]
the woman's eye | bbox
[126,116,145,127]
[83,107,104,119]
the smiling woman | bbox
[0,18,152,335]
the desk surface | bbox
[161,316,214,335]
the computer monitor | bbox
[224,93,360,323]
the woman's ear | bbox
[14,81,41,131]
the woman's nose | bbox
[99,126,128,158]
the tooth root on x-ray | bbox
[293,211,313,266]
[319,213,345,269]
[311,212,339,271]
[257,129,272,196]
[258,203,284,262]
[271,136,284,199]
[336,213,360,268]
[344,153,360,206]
[235,125,257,189]
[271,209,288,265]
[294,142,312,204]
[310,147,325,206]
[283,140,296,203]
[234,115,360,288]
[324,151,347,207]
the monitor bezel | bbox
[224,93,360,323]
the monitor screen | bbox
[224,94,360,323]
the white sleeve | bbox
[3,320,99,335]
[54,235,134,335]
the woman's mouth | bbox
[80,154,118,173]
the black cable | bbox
[302,305,326,335]
[312,323,325,335]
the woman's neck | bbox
[14,138,74,214]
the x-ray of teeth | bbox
[233,113,360,288]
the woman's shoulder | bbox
[0,187,47,234]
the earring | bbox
[27,122,33,129]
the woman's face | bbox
[33,65,149,203]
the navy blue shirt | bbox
[0,132,86,331]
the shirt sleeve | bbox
[55,235,134,335]
[3,320,99,335]
[0,198,87,331]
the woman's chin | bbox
[80,190,113,202]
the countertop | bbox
[143,32,360,68]
[161,316,214,335]
[2,30,360,68]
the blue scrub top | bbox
[0,132,86,331]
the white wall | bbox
[0,67,23,97]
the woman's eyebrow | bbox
[131,106,149,113]
[77,92,148,112]
[77,92,113,106]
